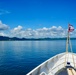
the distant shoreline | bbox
[0,36,76,41]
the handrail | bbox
[48,62,64,75]
[51,62,65,71]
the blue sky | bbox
[0,0,76,38]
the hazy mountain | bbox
[0,36,76,41]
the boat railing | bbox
[50,62,65,74]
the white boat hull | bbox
[27,52,76,75]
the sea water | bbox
[0,40,76,75]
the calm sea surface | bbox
[0,40,76,75]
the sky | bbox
[0,0,76,38]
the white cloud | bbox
[0,21,75,38]
[10,26,69,38]
[0,20,9,30]
[11,25,22,32]
[0,9,10,15]
[11,25,23,37]
[0,32,7,36]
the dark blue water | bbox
[0,40,76,75]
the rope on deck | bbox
[67,68,76,75]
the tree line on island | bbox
[0,36,76,41]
